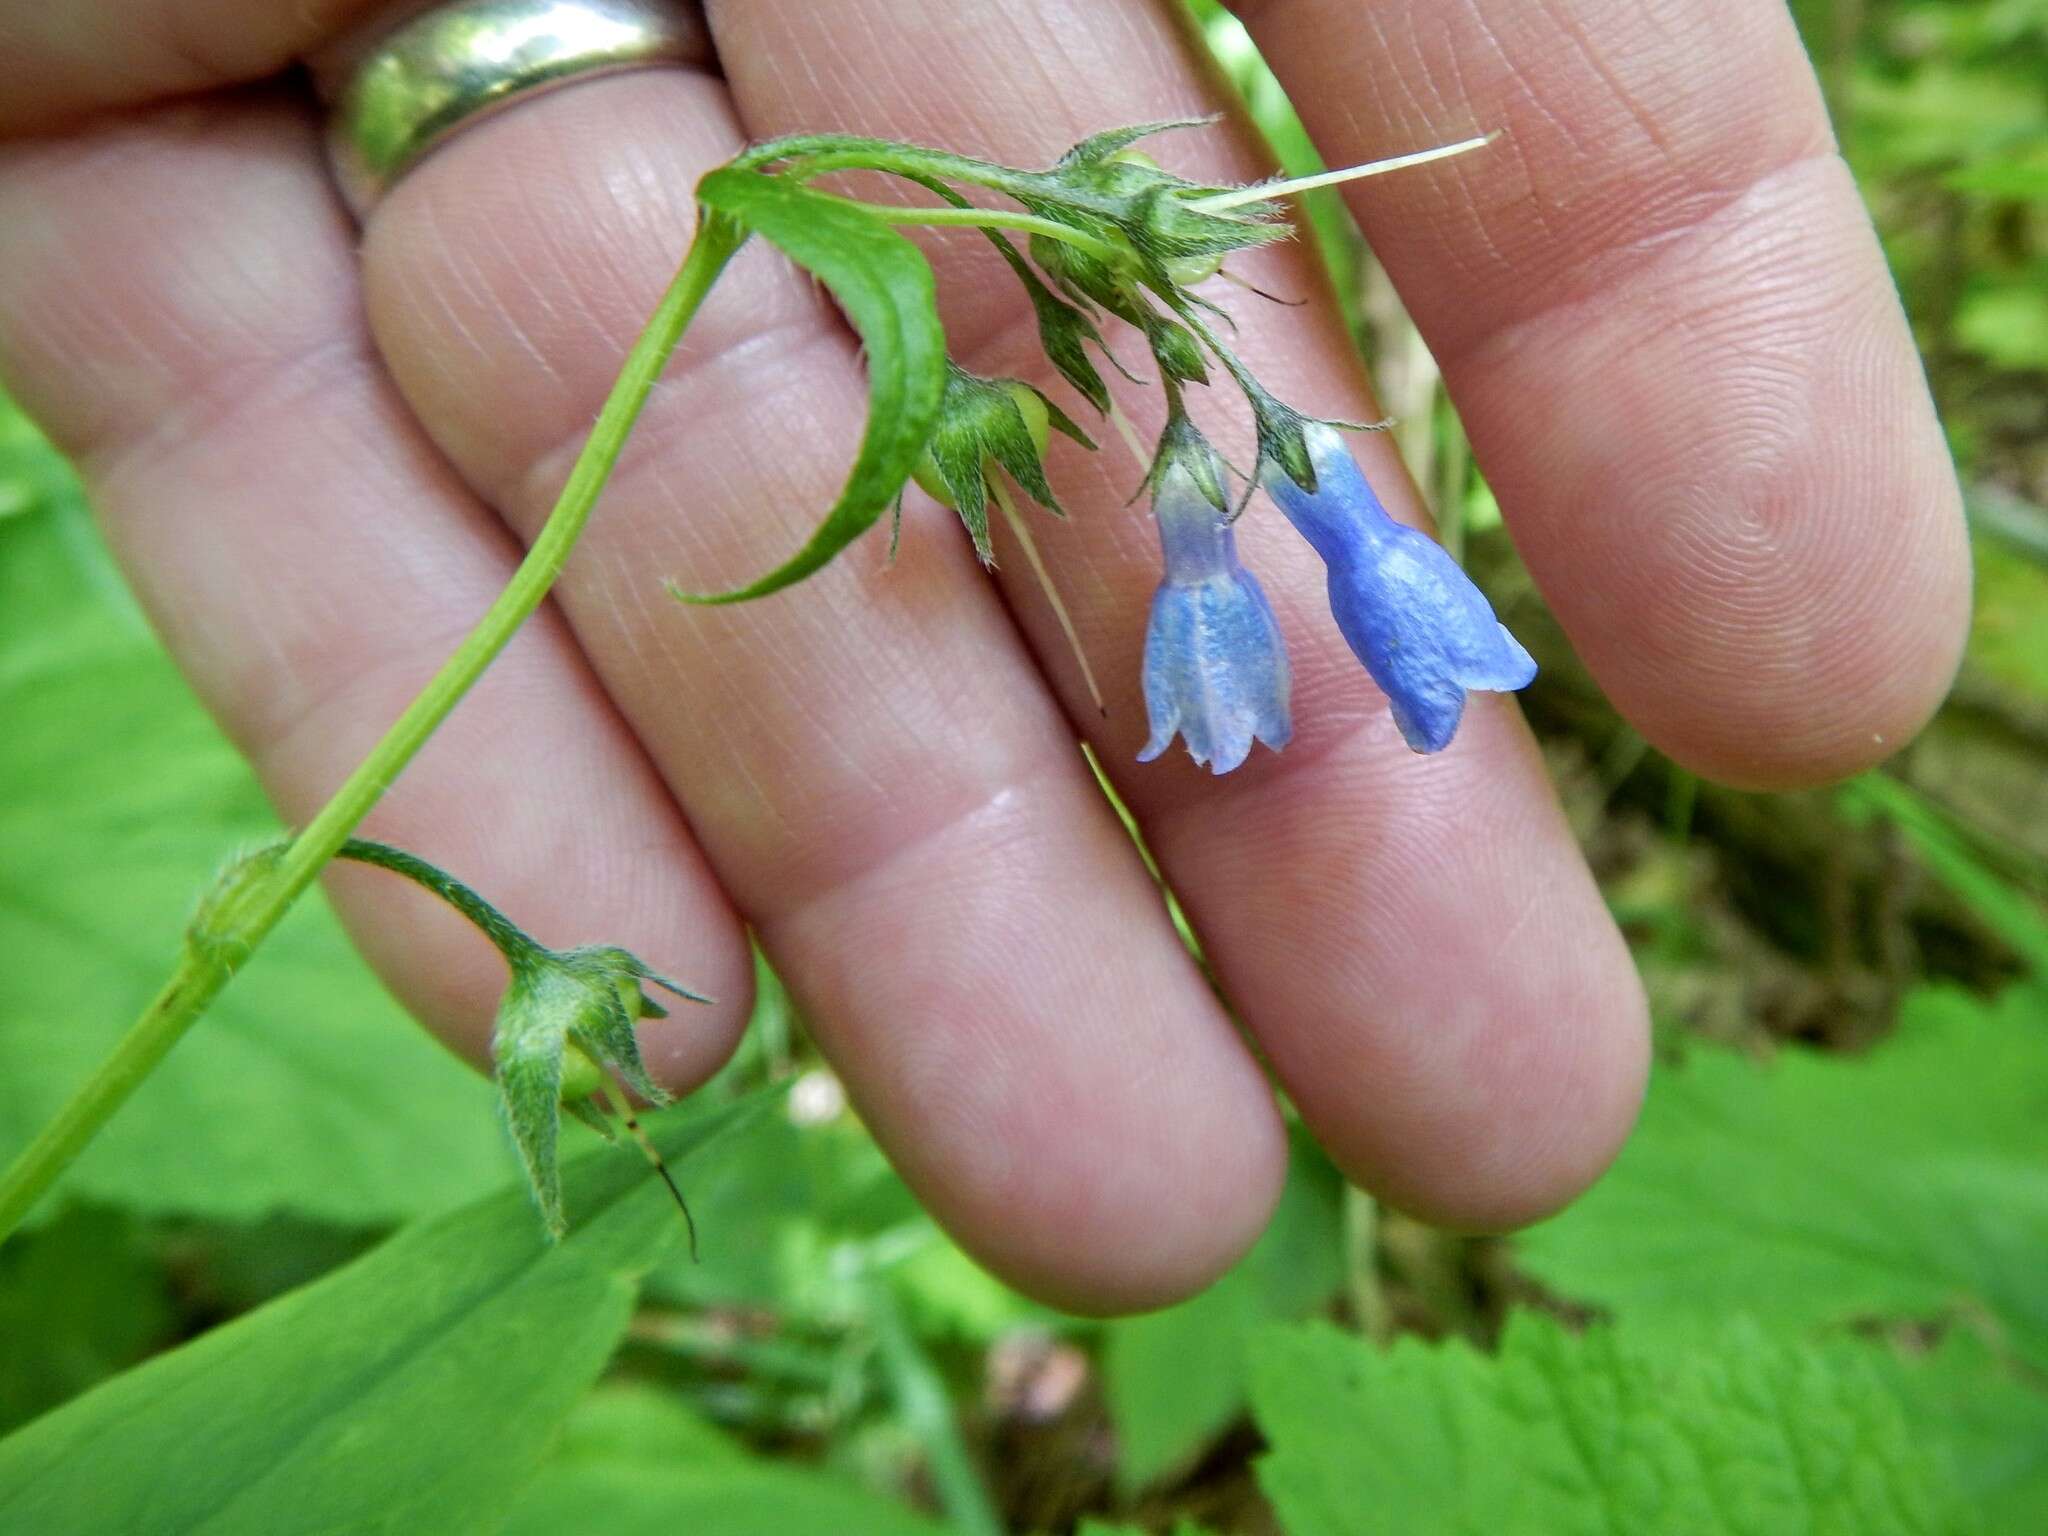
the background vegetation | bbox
[2,1,2045,1530]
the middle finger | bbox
[709,0,1649,1228]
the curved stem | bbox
[0,217,744,1244]
[333,839,537,965]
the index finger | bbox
[1229,0,1971,788]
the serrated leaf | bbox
[1877,1330,2048,1535]
[0,501,507,1229]
[1250,1314,1969,1536]
[676,169,946,603]
[1105,1125,1342,1492]
[0,1097,771,1536]
[1519,984,2048,1373]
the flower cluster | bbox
[1136,414,1534,768]
[704,121,1527,766]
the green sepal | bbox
[1142,313,1210,386]
[893,167,1122,417]
[1028,233,1149,328]
[1037,390,1098,451]
[1143,410,1233,516]
[564,1097,616,1141]
[916,366,1087,562]
[927,421,994,562]
[671,166,947,604]
[1243,385,1392,507]
[1026,278,1119,415]
[1128,181,1286,266]
[492,945,708,1238]
[1253,386,1321,497]
[1055,117,1221,169]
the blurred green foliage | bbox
[3,1,2048,1533]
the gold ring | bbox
[323,0,699,218]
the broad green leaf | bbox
[501,1370,946,1536]
[539,1381,747,1467]
[1250,1313,1967,1536]
[677,169,946,602]
[0,1098,768,1536]
[1518,984,2048,1372]
[1879,1331,2048,1535]
[1105,1124,1343,1492]
[0,501,507,1227]
[0,1205,174,1435]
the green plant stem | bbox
[810,190,1127,264]
[862,1270,1002,1536]
[0,217,744,1244]
[333,838,536,963]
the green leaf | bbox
[0,1206,174,1435]
[1955,275,2048,372]
[1945,148,2048,201]
[675,171,946,603]
[0,502,507,1228]
[1250,1313,1969,1536]
[0,1097,769,1536]
[1518,983,2048,1372]
[1841,778,2048,976]
[1878,1331,2048,1535]
[500,1371,947,1536]
[1105,1125,1343,1492]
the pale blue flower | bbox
[1139,456,1292,774]
[1263,424,1535,753]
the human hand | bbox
[0,0,1968,1311]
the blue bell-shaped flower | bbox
[1263,424,1535,753]
[1139,428,1292,773]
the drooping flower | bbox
[494,944,705,1237]
[1262,423,1535,753]
[1139,423,1292,774]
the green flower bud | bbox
[493,944,708,1237]
[914,367,1093,561]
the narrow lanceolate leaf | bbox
[0,1098,774,1536]
[674,168,947,603]
[1250,1314,1969,1536]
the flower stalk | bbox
[0,215,743,1243]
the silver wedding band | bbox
[323,0,699,218]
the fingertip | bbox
[636,938,759,1095]
[1356,953,1652,1235]
[980,1080,1291,1317]
[1643,470,1971,793]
